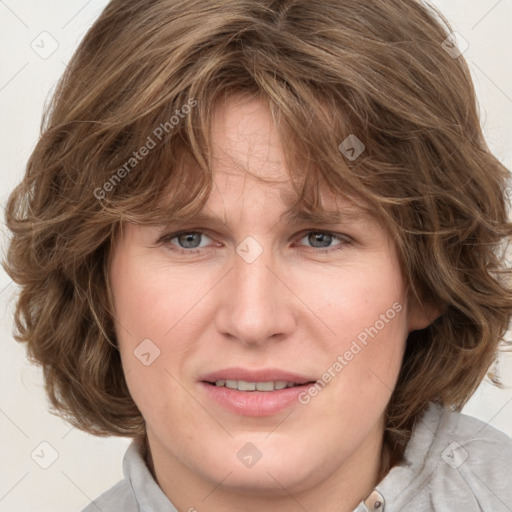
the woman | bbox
[4,1,512,510]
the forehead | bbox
[205,94,369,222]
[146,91,379,233]
[209,94,287,182]
[182,181,366,232]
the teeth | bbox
[238,380,256,391]
[214,379,298,391]
[256,381,275,391]
[225,380,238,389]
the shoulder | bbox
[417,403,512,509]
[80,478,137,512]
[78,437,177,512]
[376,402,512,511]
[435,403,512,468]
[427,404,512,510]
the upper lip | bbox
[200,367,315,385]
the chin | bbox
[196,439,327,495]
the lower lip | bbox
[199,382,315,416]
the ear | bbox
[406,294,445,332]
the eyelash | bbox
[158,229,352,255]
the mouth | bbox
[199,368,317,416]
[204,379,310,391]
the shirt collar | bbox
[356,402,446,511]
[123,436,179,512]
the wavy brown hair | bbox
[3,0,512,480]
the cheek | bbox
[308,259,408,399]
[313,260,407,345]
[109,253,218,418]
[111,251,210,347]
[110,258,200,428]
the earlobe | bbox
[407,298,445,333]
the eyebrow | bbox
[283,206,368,225]
[160,204,370,231]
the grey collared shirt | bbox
[81,402,512,511]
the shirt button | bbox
[364,489,385,511]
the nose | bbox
[214,238,297,347]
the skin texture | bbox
[109,93,434,512]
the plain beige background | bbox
[0,1,511,511]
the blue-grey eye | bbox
[175,232,204,249]
[302,232,342,249]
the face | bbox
[109,94,433,508]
